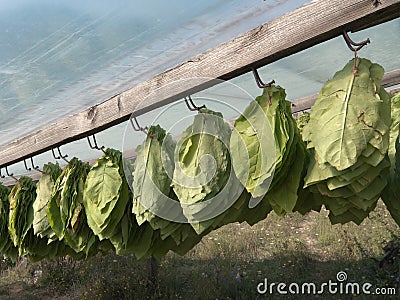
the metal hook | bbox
[130,117,148,134]
[184,95,206,111]
[52,148,60,160]
[87,135,106,153]
[30,157,43,173]
[252,67,275,89]
[23,159,31,172]
[342,31,370,53]
[57,148,69,163]
[52,147,69,163]
[5,166,18,181]
[342,31,370,72]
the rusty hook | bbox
[252,67,275,89]
[130,117,148,134]
[342,31,370,53]
[184,95,206,111]
[87,134,106,153]
[342,31,370,71]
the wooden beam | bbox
[390,87,400,95]
[382,69,400,88]
[291,68,400,113]
[1,0,400,168]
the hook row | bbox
[1,134,109,182]
[129,96,205,137]
[24,157,43,174]
[1,157,43,182]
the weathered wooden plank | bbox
[291,68,400,113]
[382,69,400,88]
[1,0,400,168]
[390,87,400,95]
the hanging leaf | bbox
[303,58,391,225]
[382,92,400,226]
[388,92,400,174]
[132,125,182,236]
[0,183,17,260]
[83,149,129,241]
[8,177,36,252]
[173,109,242,234]
[33,163,62,239]
[303,58,391,171]
[230,87,277,197]
[231,85,307,217]
[47,158,100,256]
[296,112,310,135]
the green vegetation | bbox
[0,200,399,299]
[303,58,392,226]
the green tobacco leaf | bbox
[132,125,185,241]
[83,149,124,240]
[173,109,231,202]
[304,58,390,171]
[388,92,400,174]
[33,163,62,239]
[231,84,307,218]
[267,141,306,215]
[173,109,238,234]
[303,58,390,226]
[8,177,36,256]
[230,87,279,197]
[133,126,176,219]
[47,158,98,255]
[296,112,310,134]
[0,183,17,260]
[382,128,400,226]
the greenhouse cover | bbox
[0,0,399,177]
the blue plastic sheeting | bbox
[0,0,309,147]
[0,1,399,179]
